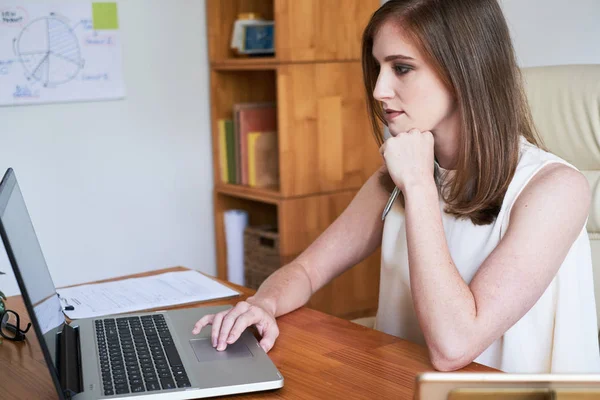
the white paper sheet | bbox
[56,270,240,319]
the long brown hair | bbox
[362,0,544,225]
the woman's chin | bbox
[387,125,408,137]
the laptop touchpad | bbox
[189,339,253,362]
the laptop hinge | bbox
[56,324,83,399]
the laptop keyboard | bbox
[95,314,191,396]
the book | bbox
[224,119,236,183]
[233,103,277,185]
[247,131,278,188]
[218,119,229,183]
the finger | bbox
[217,303,250,351]
[211,311,228,348]
[192,314,215,334]
[226,307,260,345]
[408,128,421,135]
[258,322,280,353]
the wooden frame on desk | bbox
[0,266,495,399]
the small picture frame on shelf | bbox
[230,13,275,56]
[242,22,274,55]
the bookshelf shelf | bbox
[206,0,382,320]
[215,183,280,204]
[211,58,279,71]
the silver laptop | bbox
[0,168,283,399]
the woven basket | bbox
[244,225,280,290]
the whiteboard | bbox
[0,2,125,106]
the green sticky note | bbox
[92,3,119,30]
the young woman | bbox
[194,0,600,373]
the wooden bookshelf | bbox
[206,0,382,320]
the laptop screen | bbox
[0,168,66,396]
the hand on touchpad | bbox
[189,338,253,363]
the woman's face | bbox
[372,20,459,139]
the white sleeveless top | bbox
[375,137,600,373]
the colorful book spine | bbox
[224,119,236,184]
[218,119,229,183]
[247,132,260,187]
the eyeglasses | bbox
[0,309,31,342]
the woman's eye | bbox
[393,65,411,75]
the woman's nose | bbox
[373,72,394,101]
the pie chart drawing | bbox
[14,16,84,87]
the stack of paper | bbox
[56,270,240,319]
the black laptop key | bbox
[177,380,191,388]
[129,373,142,381]
[113,372,126,380]
[161,378,176,390]
[115,385,129,395]
[147,381,161,391]
[113,378,127,386]
[131,384,145,393]
[173,369,186,378]
[164,344,183,366]
[174,373,188,382]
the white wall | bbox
[0,0,214,296]
[499,0,600,67]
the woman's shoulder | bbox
[499,136,588,215]
[511,136,590,220]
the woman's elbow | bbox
[431,355,472,372]
[429,344,474,372]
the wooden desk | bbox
[0,267,495,399]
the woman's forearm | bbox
[404,180,477,367]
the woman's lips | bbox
[384,110,404,121]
